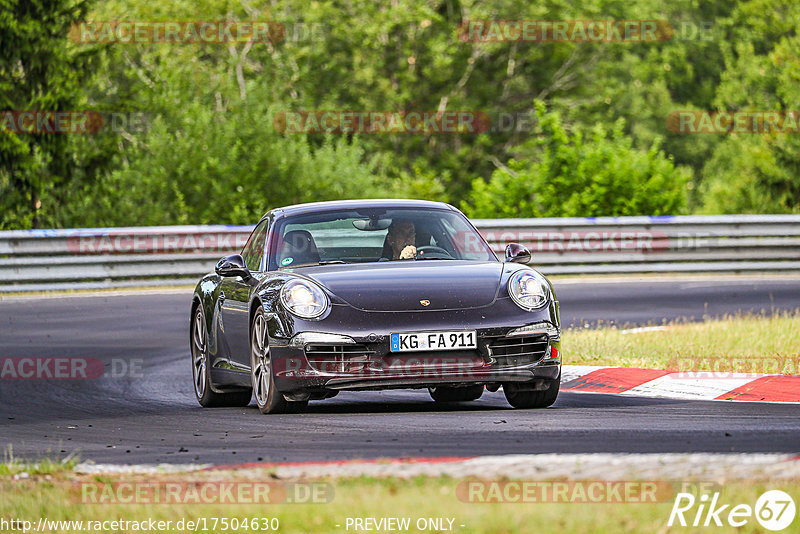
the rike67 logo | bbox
[668,490,796,531]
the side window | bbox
[241,220,269,272]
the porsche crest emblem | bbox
[419,299,430,307]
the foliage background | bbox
[1,0,798,228]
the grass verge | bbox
[563,312,800,372]
[0,448,79,478]
[1,468,799,533]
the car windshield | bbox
[268,207,496,269]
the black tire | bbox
[429,384,484,403]
[503,376,560,409]
[191,305,252,407]
[250,307,308,414]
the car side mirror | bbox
[504,243,532,264]
[215,254,251,279]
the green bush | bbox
[60,103,383,226]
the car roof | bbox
[263,199,457,220]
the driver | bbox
[385,219,417,260]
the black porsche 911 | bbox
[190,199,561,414]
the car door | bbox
[220,219,269,369]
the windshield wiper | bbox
[317,260,348,265]
[415,256,454,261]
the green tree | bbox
[4,0,795,228]
[59,101,385,227]
[699,9,800,214]
[0,0,101,228]
[462,103,689,218]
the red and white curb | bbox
[561,365,800,403]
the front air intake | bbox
[488,334,549,367]
[305,344,375,374]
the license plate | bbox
[390,331,477,352]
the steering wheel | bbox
[416,245,453,258]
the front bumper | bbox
[270,323,561,393]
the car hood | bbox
[297,261,505,312]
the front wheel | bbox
[503,376,560,409]
[250,307,307,414]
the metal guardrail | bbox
[1,215,799,291]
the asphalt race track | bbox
[1,276,799,465]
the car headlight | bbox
[280,279,329,319]
[508,270,550,311]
